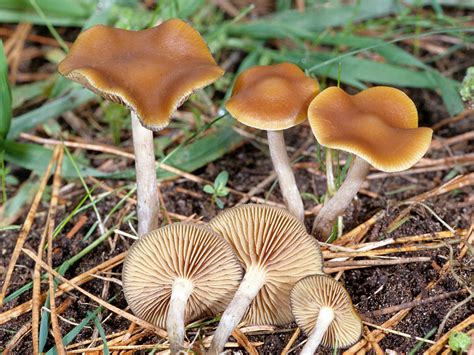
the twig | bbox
[3,322,31,355]
[47,146,65,354]
[432,108,473,131]
[281,328,300,355]
[324,256,431,273]
[364,290,467,318]
[323,243,453,259]
[364,322,436,344]
[231,328,258,355]
[32,145,62,354]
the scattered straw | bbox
[47,146,65,354]
[0,146,60,305]
[22,248,167,338]
[32,145,62,354]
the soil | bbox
[1,18,473,355]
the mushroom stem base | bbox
[131,112,160,236]
[300,306,335,355]
[312,156,370,240]
[267,130,305,222]
[208,266,266,355]
[166,278,194,354]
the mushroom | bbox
[58,19,224,235]
[308,86,433,239]
[290,275,362,354]
[122,223,242,354]
[207,204,323,354]
[225,63,319,221]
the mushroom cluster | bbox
[59,16,434,355]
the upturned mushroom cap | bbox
[58,19,224,131]
[308,86,433,172]
[291,275,362,349]
[225,63,320,130]
[208,204,323,325]
[122,223,242,328]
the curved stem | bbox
[209,267,266,355]
[300,307,335,355]
[267,130,305,222]
[131,112,159,236]
[312,156,370,241]
[166,279,194,354]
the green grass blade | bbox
[4,140,120,178]
[0,41,12,142]
[8,88,95,139]
[12,78,54,109]
[39,297,50,353]
[0,180,38,226]
[46,307,102,355]
[29,0,69,52]
[93,314,110,355]
[306,27,474,73]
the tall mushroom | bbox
[291,275,362,354]
[225,63,319,221]
[58,19,224,235]
[308,86,433,239]
[207,204,323,354]
[122,223,242,354]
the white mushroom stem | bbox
[209,266,266,355]
[312,156,370,240]
[166,278,194,354]
[131,111,160,236]
[300,306,335,355]
[267,130,305,222]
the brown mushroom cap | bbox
[225,63,320,130]
[308,86,433,172]
[291,275,362,349]
[122,223,242,328]
[58,19,224,131]
[208,204,323,325]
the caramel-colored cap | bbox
[291,275,363,349]
[58,19,224,131]
[308,86,433,172]
[208,204,323,325]
[225,63,319,130]
[122,223,242,328]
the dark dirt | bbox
[1,19,474,355]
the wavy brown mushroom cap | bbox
[58,19,224,131]
[291,275,363,349]
[208,204,323,325]
[122,223,242,328]
[225,63,320,130]
[308,86,433,172]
